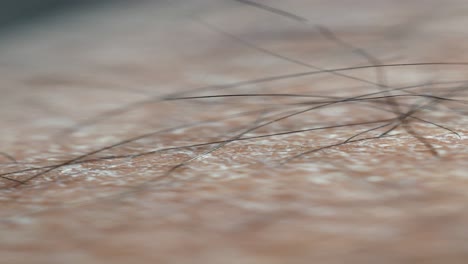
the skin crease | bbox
[1,0,468,263]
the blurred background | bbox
[0,0,109,31]
[2,1,468,264]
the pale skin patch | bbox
[1,1,468,263]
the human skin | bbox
[1,1,468,263]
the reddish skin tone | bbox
[1,1,468,263]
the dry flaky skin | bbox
[1,0,468,263]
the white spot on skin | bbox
[367,176,384,182]
[306,172,347,185]
[307,175,330,185]
[10,217,33,225]
[59,164,121,183]
[59,164,84,176]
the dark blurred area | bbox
[0,0,110,32]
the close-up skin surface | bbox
[1,0,468,263]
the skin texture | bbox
[1,1,468,263]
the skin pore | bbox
[1,1,468,263]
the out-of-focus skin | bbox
[1,1,468,263]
